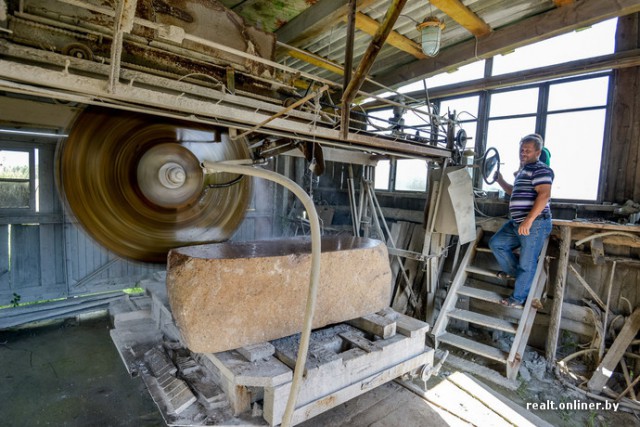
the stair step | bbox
[465,265,500,278]
[438,332,508,364]
[458,286,509,303]
[448,309,518,334]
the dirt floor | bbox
[0,314,638,427]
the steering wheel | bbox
[482,147,500,185]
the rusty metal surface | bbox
[8,0,277,81]
[58,107,252,263]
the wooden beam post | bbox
[587,308,640,393]
[341,0,409,117]
[546,225,571,365]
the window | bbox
[489,88,538,117]
[374,159,391,190]
[374,158,428,192]
[478,74,609,200]
[366,108,394,135]
[548,77,608,111]
[423,61,486,89]
[395,159,427,191]
[0,149,31,209]
[492,19,616,76]
[484,117,537,192]
[545,110,606,200]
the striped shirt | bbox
[509,161,554,223]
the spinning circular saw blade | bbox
[57,107,252,263]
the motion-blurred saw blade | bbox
[57,107,252,263]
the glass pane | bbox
[0,150,29,179]
[374,159,390,190]
[440,95,480,120]
[403,105,433,136]
[545,110,605,200]
[0,150,30,209]
[483,117,537,191]
[0,181,30,208]
[423,60,486,89]
[367,108,393,135]
[459,121,477,152]
[395,159,427,191]
[492,19,617,76]
[548,77,609,111]
[490,89,538,117]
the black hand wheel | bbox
[482,147,500,185]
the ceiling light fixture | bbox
[417,16,445,57]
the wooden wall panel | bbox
[564,259,640,314]
[64,221,162,296]
[0,225,9,296]
[10,224,41,290]
[604,13,640,202]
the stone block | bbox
[166,236,392,353]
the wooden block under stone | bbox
[167,236,392,353]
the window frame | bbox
[367,72,612,202]
[474,72,613,202]
[0,141,37,215]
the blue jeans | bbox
[488,217,552,304]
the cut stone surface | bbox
[166,236,392,353]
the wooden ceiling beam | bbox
[352,12,427,59]
[429,0,491,37]
[370,0,640,91]
[284,48,345,76]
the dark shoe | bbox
[500,296,524,309]
[496,271,512,280]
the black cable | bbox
[206,175,244,188]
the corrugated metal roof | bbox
[224,0,558,86]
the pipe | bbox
[201,160,321,427]
[575,231,640,247]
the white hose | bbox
[575,231,640,247]
[201,160,321,427]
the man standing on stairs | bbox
[489,134,553,308]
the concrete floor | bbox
[0,315,164,426]
[1,313,636,427]
[0,314,458,427]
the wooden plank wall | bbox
[604,13,640,203]
[63,221,162,296]
[567,257,640,314]
[0,139,163,305]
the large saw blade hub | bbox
[58,107,252,263]
[137,143,203,208]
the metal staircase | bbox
[432,229,549,380]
